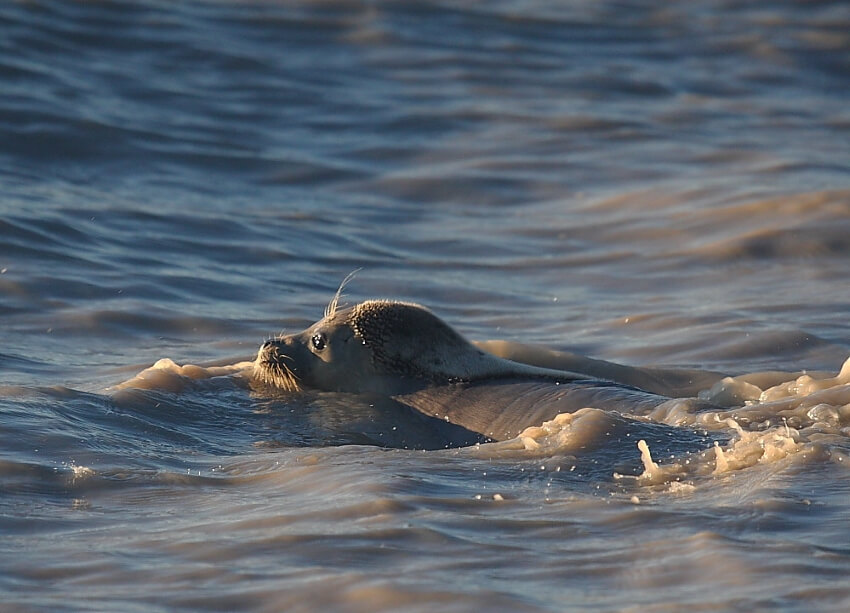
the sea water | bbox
[1,1,849,611]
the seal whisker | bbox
[254,334,301,391]
[263,359,300,391]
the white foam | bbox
[112,358,254,392]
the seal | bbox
[254,299,718,444]
[255,299,583,395]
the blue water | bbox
[2,1,850,611]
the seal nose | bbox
[259,339,281,359]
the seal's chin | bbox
[254,343,301,391]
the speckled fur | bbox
[348,300,502,384]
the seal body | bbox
[254,300,715,444]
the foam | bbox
[499,355,850,490]
[112,358,254,392]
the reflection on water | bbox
[1,0,849,610]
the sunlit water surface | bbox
[2,1,850,611]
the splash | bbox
[488,355,850,492]
[713,441,728,473]
[759,356,850,402]
[483,408,621,457]
[112,358,254,393]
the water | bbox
[2,0,850,610]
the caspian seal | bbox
[254,299,719,444]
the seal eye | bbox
[311,333,326,352]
